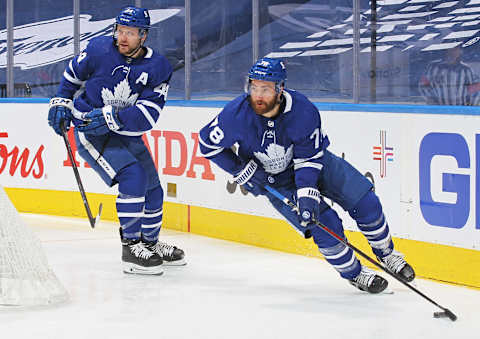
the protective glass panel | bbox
[4,0,74,97]
[141,0,185,99]
[258,0,351,102]
[3,0,480,106]
[261,0,480,105]
[78,1,185,99]
[188,0,253,99]
[0,1,5,97]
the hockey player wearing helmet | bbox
[47,6,186,275]
[246,58,286,116]
[113,6,150,59]
[199,57,415,294]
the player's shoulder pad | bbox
[286,89,319,121]
[83,36,115,57]
[144,48,173,84]
[221,94,249,118]
[284,89,321,136]
[213,94,250,135]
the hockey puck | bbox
[433,311,446,318]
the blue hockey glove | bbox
[48,97,73,136]
[76,105,123,136]
[296,187,321,226]
[233,159,270,196]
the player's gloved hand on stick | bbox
[296,187,321,226]
[77,105,123,136]
[48,97,73,136]
[233,159,270,196]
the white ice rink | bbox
[1,214,479,339]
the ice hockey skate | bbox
[122,238,164,275]
[349,266,388,294]
[145,240,186,266]
[378,250,415,282]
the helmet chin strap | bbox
[124,41,144,59]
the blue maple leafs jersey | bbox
[199,89,330,189]
[56,36,172,137]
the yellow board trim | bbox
[5,187,480,288]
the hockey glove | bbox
[48,97,73,136]
[297,187,321,226]
[76,105,123,136]
[233,159,270,196]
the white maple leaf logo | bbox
[101,77,139,108]
[254,143,293,174]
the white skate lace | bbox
[130,242,154,259]
[354,267,375,288]
[381,251,406,274]
[155,242,175,257]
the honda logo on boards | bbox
[62,129,215,181]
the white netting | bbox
[0,185,69,306]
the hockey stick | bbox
[264,185,457,322]
[61,123,102,228]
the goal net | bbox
[0,185,69,306]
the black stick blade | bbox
[433,309,457,322]
[444,309,458,322]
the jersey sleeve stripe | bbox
[201,147,225,158]
[198,135,223,150]
[136,103,156,128]
[137,99,163,116]
[293,150,324,164]
[294,162,323,171]
[63,70,84,86]
[72,107,87,119]
[68,60,79,80]
[114,130,147,136]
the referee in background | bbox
[419,46,479,106]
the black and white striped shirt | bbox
[419,60,475,106]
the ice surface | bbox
[0,214,478,339]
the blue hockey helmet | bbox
[248,58,287,83]
[116,6,151,29]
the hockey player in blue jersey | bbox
[47,6,185,275]
[199,58,415,293]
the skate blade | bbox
[122,263,164,276]
[162,258,187,266]
[381,287,394,294]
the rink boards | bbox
[1,99,480,288]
